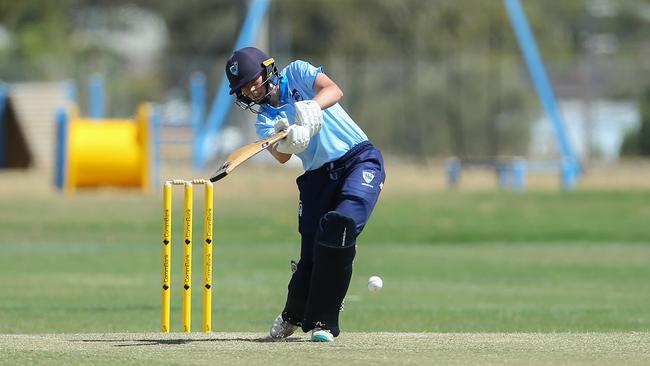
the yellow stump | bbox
[161,182,172,333]
[182,181,193,333]
[203,182,214,332]
[161,179,214,334]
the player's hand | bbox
[275,124,310,154]
[274,118,290,133]
[294,100,323,137]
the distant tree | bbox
[639,86,650,156]
[620,85,650,156]
[2,0,649,158]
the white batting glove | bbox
[276,124,310,154]
[294,100,323,137]
[274,118,290,133]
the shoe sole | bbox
[311,334,334,342]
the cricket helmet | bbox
[225,47,278,112]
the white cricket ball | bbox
[367,276,383,292]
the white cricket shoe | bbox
[311,328,334,342]
[269,314,298,339]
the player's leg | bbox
[281,233,314,323]
[270,233,315,338]
[302,211,357,341]
[302,146,386,340]
[271,167,334,338]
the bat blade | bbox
[209,130,288,182]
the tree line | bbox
[1,0,648,158]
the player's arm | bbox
[268,144,292,163]
[312,73,343,109]
[293,72,338,138]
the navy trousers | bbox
[282,141,385,335]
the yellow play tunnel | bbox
[56,103,158,192]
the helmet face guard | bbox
[235,57,279,114]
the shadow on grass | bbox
[72,337,306,346]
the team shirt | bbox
[255,60,367,171]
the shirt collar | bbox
[278,75,290,104]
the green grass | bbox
[3,190,649,244]
[0,190,648,333]
[0,188,649,364]
[1,240,648,334]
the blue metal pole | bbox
[55,107,68,190]
[190,72,207,168]
[89,73,104,119]
[512,157,527,192]
[195,0,272,169]
[497,162,510,190]
[446,157,461,189]
[65,80,78,104]
[561,156,578,189]
[504,0,580,188]
[150,104,162,190]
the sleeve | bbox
[255,113,276,139]
[286,60,323,94]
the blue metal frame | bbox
[447,157,527,191]
[497,158,527,192]
[504,0,580,189]
[194,0,272,169]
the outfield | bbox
[0,165,649,364]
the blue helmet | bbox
[226,47,267,95]
[225,47,278,112]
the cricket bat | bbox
[209,130,289,182]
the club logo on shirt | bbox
[229,61,239,76]
[362,170,375,188]
[292,88,303,102]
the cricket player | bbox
[225,47,385,342]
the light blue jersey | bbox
[255,60,367,171]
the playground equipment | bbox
[446,0,582,191]
[55,101,159,192]
[154,0,270,168]
[191,0,271,169]
[447,157,528,192]
[503,0,580,189]
[0,82,71,170]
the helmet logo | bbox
[229,61,239,76]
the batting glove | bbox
[294,100,323,137]
[274,118,290,133]
[276,124,310,154]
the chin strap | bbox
[234,83,275,114]
[235,57,280,114]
